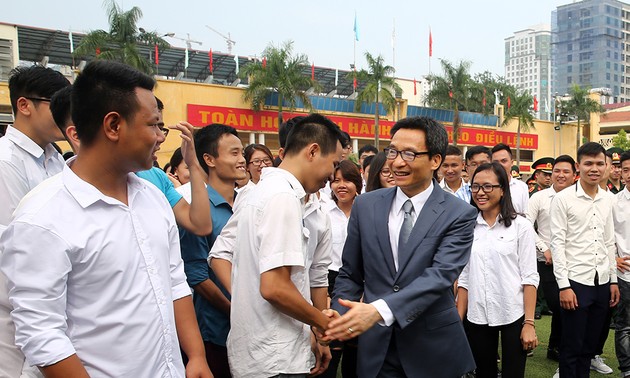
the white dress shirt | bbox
[227,168,323,377]
[0,165,190,377]
[614,187,630,282]
[459,214,539,326]
[440,177,470,203]
[509,177,529,214]
[0,126,65,378]
[326,204,349,272]
[550,180,617,289]
[372,183,434,326]
[526,187,558,262]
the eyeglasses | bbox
[383,148,430,162]
[470,184,502,193]
[24,97,51,103]
[249,158,273,166]
[380,169,392,177]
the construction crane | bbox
[167,33,203,50]
[205,25,235,54]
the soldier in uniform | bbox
[607,147,624,194]
[529,157,554,197]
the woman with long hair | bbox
[365,151,396,192]
[457,162,539,378]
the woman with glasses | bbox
[457,162,539,378]
[244,144,274,185]
[365,151,396,192]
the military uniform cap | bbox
[532,157,554,174]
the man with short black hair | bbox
[440,145,469,202]
[0,61,211,377]
[358,144,378,167]
[550,142,619,378]
[0,65,70,377]
[492,143,529,212]
[226,113,343,378]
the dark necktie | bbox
[398,199,414,248]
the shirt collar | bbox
[475,211,502,229]
[260,167,307,200]
[63,164,146,208]
[575,179,603,201]
[393,181,434,215]
[206,184,233,208]
[6,125,45,159]
[622,186,630,200]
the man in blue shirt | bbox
[179,124,247,377]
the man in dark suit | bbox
[325,116,477,377]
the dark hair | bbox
[621,151,630,165]
[465,146,491,163]
[62,151,75,161]
[553,154,577,173]
[284,114,344,157]
[340,131,351,148]
[50,86,73,134]
[362,154,375,171]
[331,160,363,202]
[445,145,462,157]
[577,142,606,163]
[155,96,164,111]
[390,117,448,161]
[71,61,155,146]
[278,116,305,148]
[365,151,389,192]
[168,148,184,174]
[194,124,239,173]
[491,143,513,158]
[470,162,517,228]
[244,143,273,165]
[163,162,171,173]
[8,66,70,114]
[358,144,378,157]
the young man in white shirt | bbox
[439,145,469,202]
[550,142,620,378]
[225,114,343,378]
[0,65,70,378]
[0,61,211,378]
[491,143,529,213]
[614,151,630,378]
[527,155,576,363]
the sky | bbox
[4,0,571,80]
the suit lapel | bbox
[395,183,445,280]
[374,188,397,277]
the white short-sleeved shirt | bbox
[228,167,314,378]
[458,214,539,326]
[326,203,349,272]
[0,165,190,377]
[614,187,630,282]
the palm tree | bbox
[240,41,317,125]
[74,0,169,74]
[501,91,535,166]
[352,52,401,147]
[562,84,604,154]
[425,59,474,146]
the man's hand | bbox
[185,356,213,378]
[617,257,630,273]
[520,323,538,351]
[559,288,578,310]
[611,284,620,307]
[309,333,331,377]
[543,250,553,265]
[324,299,382,341]
[169,122,199,169]
[314,309,340,345]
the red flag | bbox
[449,90,453,99]
[429,29,433,57]
[209,49,213,73]
[353,76,357,90]
[482,88,486,107]
[507,96,511,109]
[262,57,267,68]
[311,63,315,80]
[96,47,101,56]
[413,78,417,96]
[154,44,159,66]
[533,95,538,111]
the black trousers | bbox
[559,280,610,378]
[538,262,562,349]
[464,316,527,378]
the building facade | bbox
[505,24,553,120]
[553,0,630,103]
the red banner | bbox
[187,104,538,149]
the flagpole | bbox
[353,11,357,95]
[392,18,396,74]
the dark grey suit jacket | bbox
[332,181,477,378]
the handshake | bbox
[313,298,384,344]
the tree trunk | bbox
[452,108,460,147]
[278,93,284,127]
[374,91,380,149]
[576,119,581,156]
[516,120,521,167]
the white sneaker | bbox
[590,355,613,374]
[552,368,559,378]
